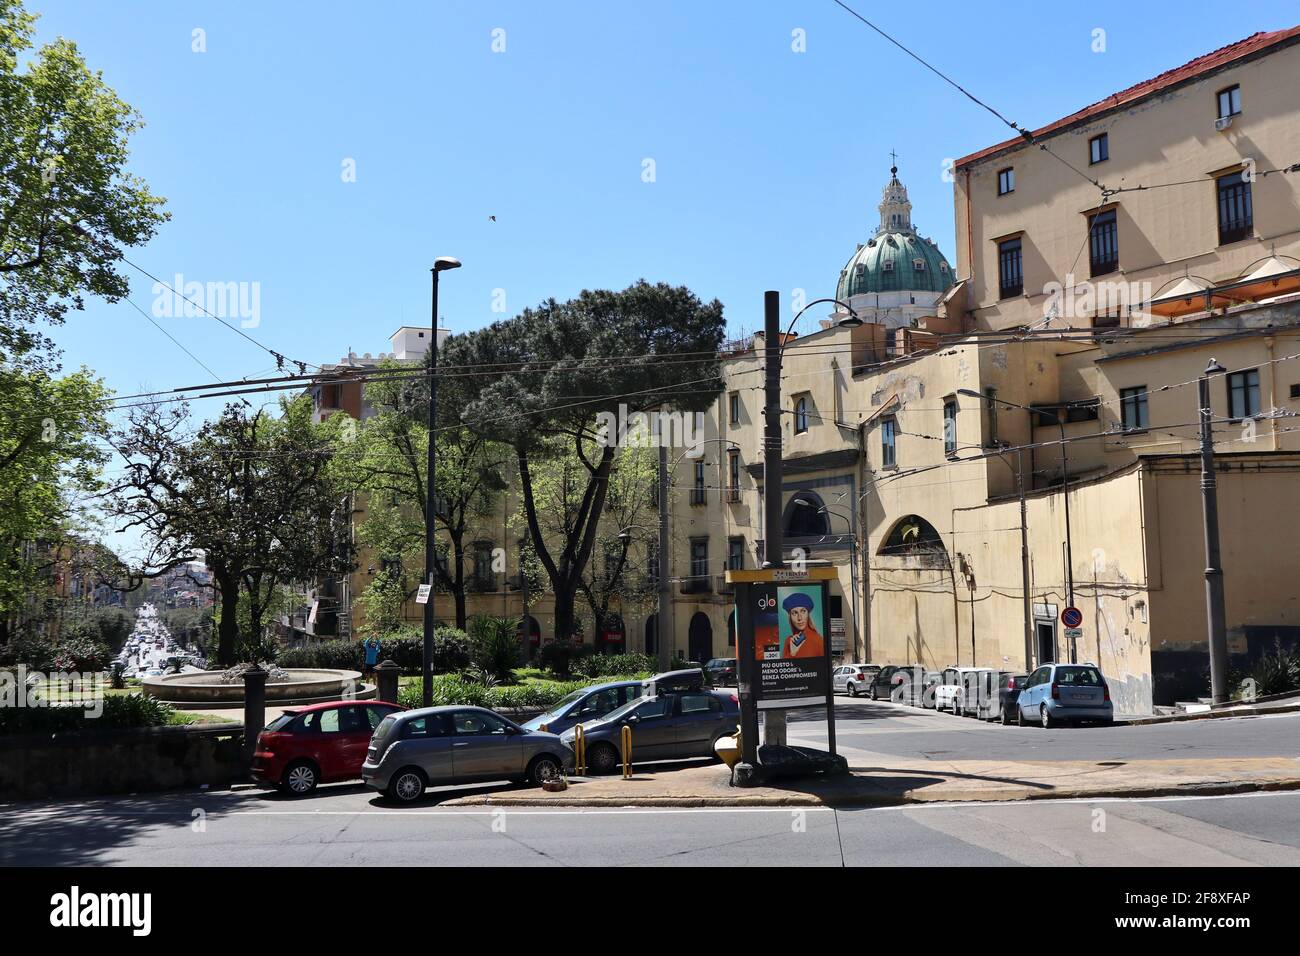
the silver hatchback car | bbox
[362,705,574,803]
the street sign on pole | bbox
[1061,606,1083,628]
[415,584,432,605]
[1064,626,1083,641]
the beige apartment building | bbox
[302,26,1300,715]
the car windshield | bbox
[600,696,649,723]
[264,713,297,732]
[1055,666,1103,685]
[549,689,587,713]
[372,714,397,740]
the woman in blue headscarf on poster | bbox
[781,591,825,659]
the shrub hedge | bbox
[0,693,175,736]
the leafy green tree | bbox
[0,0,167,370]
[109,397,355,665]
[444,281,724,646]
[0,366,108,642]
[347,361,509,630]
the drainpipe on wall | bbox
[858,421,872,663]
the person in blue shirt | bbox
[362,635,382,677]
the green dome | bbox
[837,230,954,298]
[836,167,955,300]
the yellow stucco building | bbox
[308,26,1300,716]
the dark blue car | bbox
[520,680,644,735]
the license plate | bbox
[1071,693,1090,701]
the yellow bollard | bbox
[620,723,632,779]
[574,723,586,776]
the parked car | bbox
[643,668,706,695]
[561,688,740,774]
[868,665,903,700]
[958,668,1001,718]
[921,670,943,708]
[252,701,404,795]
[1016,663,1113,727]
[704,658,738,686]
[520,680,644,735]
[362,706,573,803]
[886,665,928,705]
[833,664,880,697]
[996,672,1029,724]
[934,667,978,714]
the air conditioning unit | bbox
[1214,116,1233,132]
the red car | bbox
[252,701,404,795]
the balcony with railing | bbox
[679,574,712,595]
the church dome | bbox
[837,166,955,300]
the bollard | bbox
[621,724,632,779]
[375,659,399,704]
[574,723,586,776]
[241,663,268,771]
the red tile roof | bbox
[954,26,1300,169]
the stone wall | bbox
[0,723,245,802]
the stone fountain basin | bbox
[141,669,366,705]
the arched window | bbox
[794,396,809,434]
[783,492,830,536]
[880,515,945,555]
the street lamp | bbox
[762,295,862,569]
[422,256,461,708]
[959,387,1076,663]
[1199,358,1229,705]
[738,293,861,759]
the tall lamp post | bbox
[1199,359,1230,705]
[422,256,461,708]
[757,293,861,748]
[960,388,1076,663]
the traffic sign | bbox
[415,584,432,605]
[1061,606,1083,628]
[1064,627,1084,640]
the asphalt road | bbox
[792,696,1300,763]
[4,787,1300,866]
[2,702,1298,867]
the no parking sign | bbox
[1061,606,1083,628]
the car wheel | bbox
[528,753,564,786]
[847,682,858,698]
[1017,704,1027,727]
[1040,704,1056,729]
[587,742,619,775]
[388,767,426,804]
[281,760,318,796]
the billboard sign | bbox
[730,568,835,711]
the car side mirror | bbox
[625,714,639,724]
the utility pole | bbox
[422,257,460,708]
[760,290,787,747]
[1016,445,1033,671]
[656,440,672,672]
[1199,360,1230,704]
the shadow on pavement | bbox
[0,788,263,866]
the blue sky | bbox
[36,0,1300,406]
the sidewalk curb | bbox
[443,775,1300,809]
[1121,701,1300,725]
